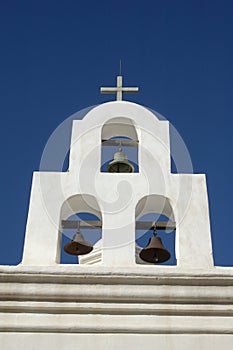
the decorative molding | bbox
[0,313,232,334]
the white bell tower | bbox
[0,75,233,349]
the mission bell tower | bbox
[0,75,232,349]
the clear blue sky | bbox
[0,0,232,266]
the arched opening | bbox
[135,195,176,265]
[59,194,102,265]
[101,117,139,173]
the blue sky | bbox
[0,0,232,266]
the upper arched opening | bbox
[135,194,175,222]
[101,117,139,141]
[60,194,102,221]
[101,117,139,173]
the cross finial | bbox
[100,72,139,101]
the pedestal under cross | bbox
[100,75,139,101]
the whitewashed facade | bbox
[0,100,232,349]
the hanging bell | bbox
[139,230,171,263]
[107,144,134,173]
[64,231,93,256]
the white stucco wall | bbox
[1,100,232,348]
[1,334,233,350]
[21,101,213,268]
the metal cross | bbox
[100,75,139,101]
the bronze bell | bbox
[139,232,171,263]
[64,232,93,256]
